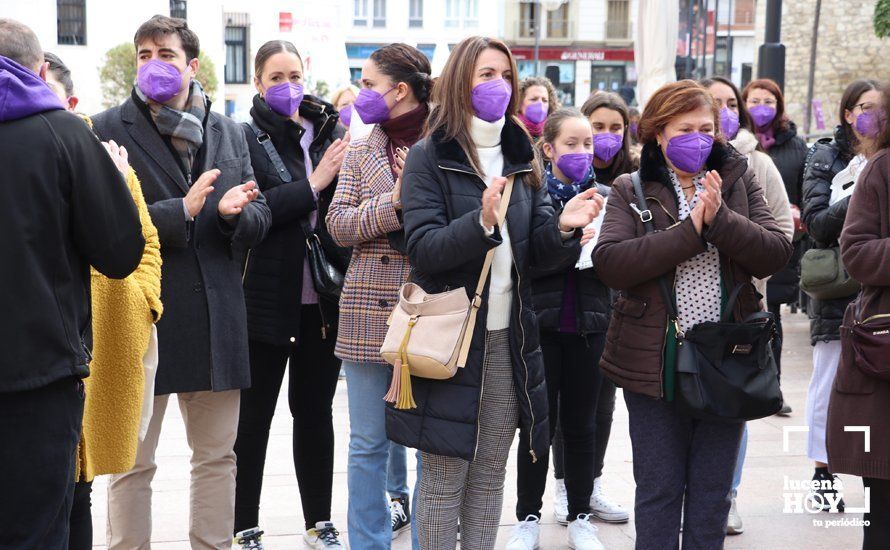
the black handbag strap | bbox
[631,172,680,326]
[247,119,293,183]
[248,118,318,239]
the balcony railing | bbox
[605,19,631,40]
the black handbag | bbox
[630,172,783,422]
[247,120,344,303]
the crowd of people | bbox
[1,12,888,550]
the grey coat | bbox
[92,93,271,394]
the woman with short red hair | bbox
[594,80,792,548]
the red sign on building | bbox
[279,12,293,32]
[511,47,634,62]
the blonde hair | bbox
[331,84,359,107]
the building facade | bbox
[755,0,890,135]
[502,0,638,108]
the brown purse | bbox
[380,176,515,409]
[841,300,890,382]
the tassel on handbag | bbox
[380,177,515,409]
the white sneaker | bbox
[506,514,540,550]
[726,497,744,535]
[567,514,606,550]
[590,476,629,523]
[303,521,345,549]
[553,478,569,525]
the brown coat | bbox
[827,148,890,480]
[594,142,793,398]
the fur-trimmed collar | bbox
[638,139,749,195]
[431,115,535,176]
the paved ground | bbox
[89,310,865,549]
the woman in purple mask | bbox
[800,79,884,516]
[742,79,809,389]
[516,76,560,140]
[595,80,792,549]
[331,84,359,129]
[504,107,609,550]
[388,36,600,549]
[235,39,351,549]
[326,42,432,550]
[703,75,794,535]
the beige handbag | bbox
[381,176,515,409]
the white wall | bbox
[0,0,226,114]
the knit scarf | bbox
[517,112,545,137]
[136,80,207,175]
[755,125,776,151]
[545,163,593,208]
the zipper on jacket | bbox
[859,313,890,325]
[241,249,252,284]
[511,255,537,463]
[318,302,329,340]
[472,331,489,462]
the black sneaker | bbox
[808,472,846,512]
[391,495,411,539]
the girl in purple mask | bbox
[703,75,794,536]
[388,36,600,549]
[526,91,639,529]
[800,79,884,519]
[235,39,351,549]
[741,79,808,413]
[505,108,610,550]
[595,80,792,550]
[516,76,560,140]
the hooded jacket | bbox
[0,55,145,392]
[801,126,858,343]
[385,117,581,461]
[594,141,792,398]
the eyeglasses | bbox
[747,99,777,106]
[854,102,878,113]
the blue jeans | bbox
[731,424,748,497]
[388,442,409,498]
[344,361,420,550]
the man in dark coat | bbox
[91,16,270,548]
[0,19,144,549]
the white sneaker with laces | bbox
[302,521,345,549]
[553,478,569,525]
[567,514,606,550]
[590,476,629,523]
[726,496,744,535]
[506,514,541,550]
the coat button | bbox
[379,299,389,308]
[290,337,296,343]
[381,255,390,265]
[193,282,203,292]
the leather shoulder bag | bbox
[631,172,783,422]
[246,120,344,303]
[380,176,515,410]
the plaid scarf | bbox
[136,80,207,175]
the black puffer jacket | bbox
[241,94,350,345]
[386,118,581,461]
[530,170,611,335]
[801,127,857,343]
[765,121,810,304]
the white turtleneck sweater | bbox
[471,116,513,330]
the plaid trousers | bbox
[416,330,519,550]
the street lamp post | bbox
[532,0,568,76]
[757,0,785,89]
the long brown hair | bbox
[580,91,636,182]
[426,36,540,186]
[839,79,881,157]
[741,78,789,133]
